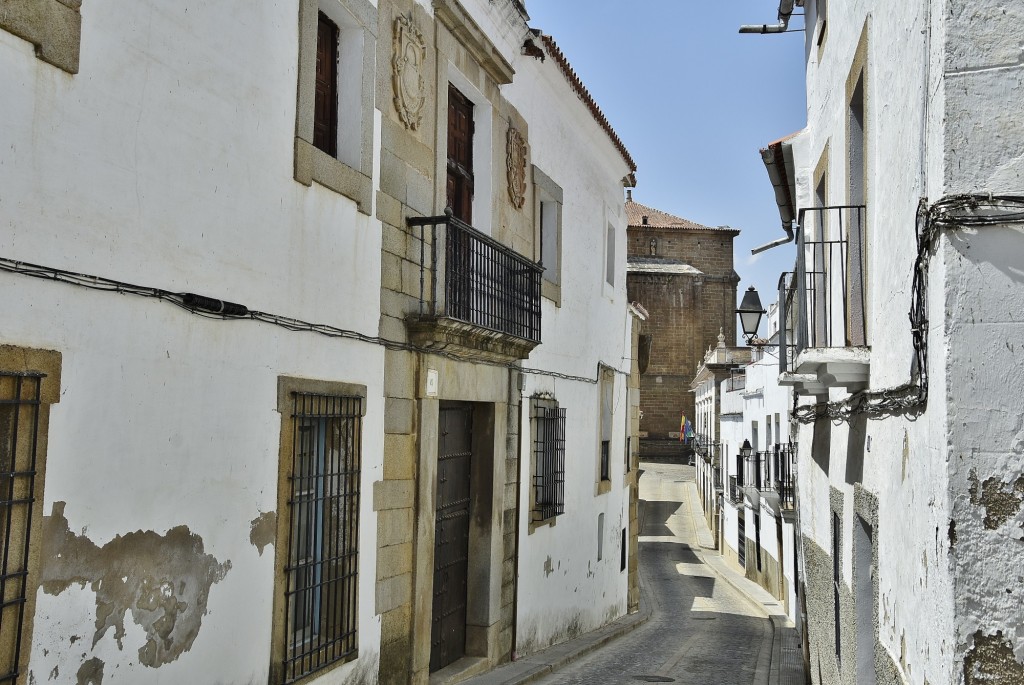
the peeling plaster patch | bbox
[543,556,553,577]
[967,469,1024,529]
[248,511,276,556]
[963,631,1024,684]
[48,666,58,681]
[76,658,104,685]
[40,502,231,668]
[949,519,958,546]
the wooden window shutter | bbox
[314,12,339,156]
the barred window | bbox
[531,399,565,522]
[282,392,362,684]
[0,372,43,682]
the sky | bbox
[526,0,808,340]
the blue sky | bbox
[527,1,807,338]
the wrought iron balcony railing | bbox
[772,443,796,508]
[744,450,772,492]
[778,271,797,374]
[791,205,868,355]
[729,475,743,503]
[725,373,746,392]
[408,213,543,343]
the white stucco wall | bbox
[501,18,634,654]
[791,0,1024,682]
[0,0,386,681]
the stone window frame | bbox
[815,0,828,58]
[845,23,871,347]
[433,0,513,236]
[294,0,377,215]
[0,345,61,682]
[269,376,368,685]
[604,222,616,288]
[533,165,563,306]
[0,0,82,73]
[528,397,565,534]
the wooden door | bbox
[430,403,473,672]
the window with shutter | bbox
[314,13,339,157]
[447,85,475,224]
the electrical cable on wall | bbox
[792,193,1024,423]
[0,256,633,384]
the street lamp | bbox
[736,286,766,343]
[739,439,753,459]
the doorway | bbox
[430,402,473,672]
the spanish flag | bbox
[679,414,686,441]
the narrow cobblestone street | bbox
[528,460,774,685]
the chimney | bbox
[642,215,648,225]
[626,189,632,202]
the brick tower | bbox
[625,193,739,458]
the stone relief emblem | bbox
[392,14,427,130]
[506,126,527,209]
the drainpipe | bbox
[738,0,796,34]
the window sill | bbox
[528,514,558,535]
[595,480,611,496]
[294,137,373,216]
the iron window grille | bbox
[407,214,543,343]
[532,400,565,522]
[0,372,43,684]
[283,392,362,684]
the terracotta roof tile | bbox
[625,198,739,234]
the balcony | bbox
[725,373,746,393]
[743,450,771,493]
[407,213,543,360]
[771,443,796,510]
[729,476,743,504]
[778,205,870,395]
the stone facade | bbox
[625,196,739,457]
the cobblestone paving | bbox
[531,462,773,685]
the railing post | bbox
[796,217,808,353]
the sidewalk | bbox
[458,468,805,685]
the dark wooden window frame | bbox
[314,12,340,157]
[446,84,475,224]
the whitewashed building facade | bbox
[745,0,1024,682]
[693,312,799,625]
[0,1,640,684]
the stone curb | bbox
[458,582,654,685]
